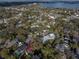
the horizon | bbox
[0,0,79,2]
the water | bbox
[39,2,79,9]
[0,1,79,9]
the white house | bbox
[42,33,55,43]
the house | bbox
[0,39,2,44]
[69,15,79,20]
[20,53,26,59]
[64,36,70,44]
[26,42,32,54]
[74,12,79,17]
[41,29,49,36]
[48,15,55,19]
[63,43,69,49]
[74,48,79,59]
[25,35,33,44]
[32,49,43,59]
[25,35,33,54]
[3,19,8,24]
[0,19,3,24]
[42,33,55,43]
[74,35,79,43]
[14,43,28,59]
[4,39,19,48]
[48,14,62,20]
[18,42,23,47]
[14,35,33,59]
[56,42,70,53]
[0,40,5,49]
[56,44,65,52]
[32,55,40,59]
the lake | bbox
[39,2,79,9]
[0,1,79,9]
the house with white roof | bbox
[42,33,55,43]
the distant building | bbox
[0,40,5,49]
[4,39,19,48]
[32,55,40,59]
[14,43,27,59]
[0,39,2,44]
[56,44,65,52]
[0,19,3,24]
[42,33,55,43]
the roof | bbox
[42,33,55,43]
[4,39,18,48]
[56,44,65,52]
[32,55,40,59]
[14,43,27,56]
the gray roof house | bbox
[32,55,40,59]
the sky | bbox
[0,0,79,2]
